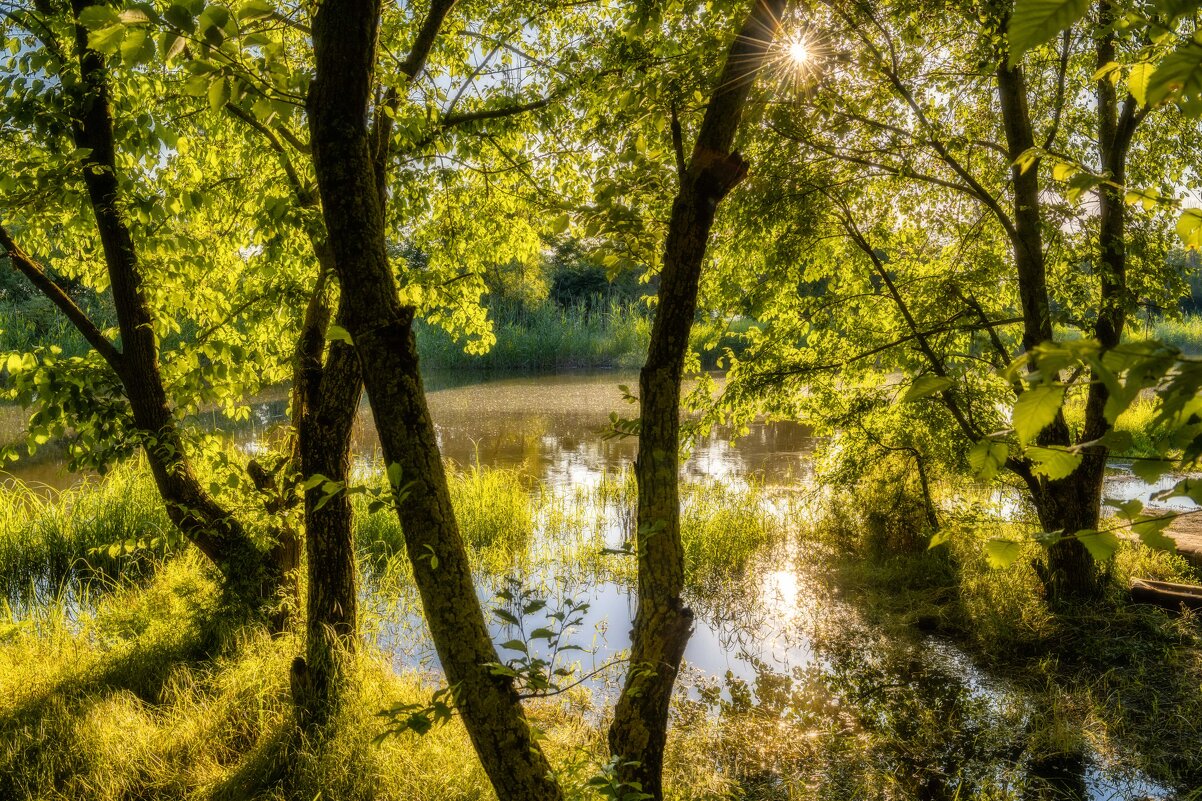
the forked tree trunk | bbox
[307,6,560,798]
[998,2,1142,606]
[996,53,1107,604]
[608,2,787,797]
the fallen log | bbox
[1130,578,1202,613]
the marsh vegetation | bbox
[5,0,1202,799]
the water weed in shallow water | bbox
[0,463,173,605]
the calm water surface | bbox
[0,370,1186,798]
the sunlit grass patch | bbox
[0,463,172,604]
[681,481,782,582]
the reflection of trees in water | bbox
[679,616,1185,801]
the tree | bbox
[0,0,302,607]
[607,0,788,796]
[717,0,1197,604]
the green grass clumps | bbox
[354,464,535,577]
[447,465,534,553]
[0,554,727,801]
[681,481,781,581]
[1141,312,1202,355]
[0,463,173,603]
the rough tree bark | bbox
[995,58,1100,603]
[290,272,364,723]
[307,4,560,798]
[225,103,368,718]
[608,2,787,797]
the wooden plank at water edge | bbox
[1165,514,1202,569]
[1130,579,1202,613]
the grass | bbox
[1138,312,1202,355]
[415,301,651,371]
[6,462,1202,798]
[0,463,174,605]
[0,550,811,801]
[414,301,759,372]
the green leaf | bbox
[1147,41,1202,107]
[1129,61,1155,107]
[163,3,195,32]
[161,32,187,62]
[1051,161,1076,181]
[77,5,121,29]
[1108,497,1143,519]
[1008,0,1089,64]
[300,474,327,491]
[198,4,231,31]
[386,461,403,488]
[550,213,570,234]
[237,0,275,21]
[87,23,126,55]
[985,539,1023,569]
[493,609,520,626]
[1013,384,1065,444]
[967,439,1009,481]
[928,528,953,549]
[1132,458,1172,483]
[1076,529,1120,562]
[1132,515,1176,551]
[500,639,527,653]
[1097,429,1133,453]
[326,324,353,344]
[1027,446,1082,480]
[903,374,952,402]
[208,76,230,113]
[118,7,152,24]
[1176,208,1202,250]
[120,29,156,64]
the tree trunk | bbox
[1025,458,1108,605]
[608,2,786,797]
[306,6,560,798]
[60,0,280,606]
[293,332,363,722]
[996,56,1106,602]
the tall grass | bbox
[0,463,172,604]
[0,297,99,358]
[415,300,758,371]
[1139,312,1202,355]
[0,553,749,801]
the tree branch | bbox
[0,224,123,370]
[224,103,313,205]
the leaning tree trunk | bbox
[0,2,286,607]
[306,6,560,798]
[608,2,787,797]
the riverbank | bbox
[2,463,1201,799]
